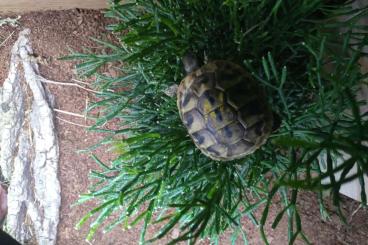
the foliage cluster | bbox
[67,0,368,244]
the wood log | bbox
[0,0,107,13]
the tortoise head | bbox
[182,53,200,74]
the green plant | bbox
[66,0,368,244]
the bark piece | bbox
[0,29,60,245]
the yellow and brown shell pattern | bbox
[177,60,274,161]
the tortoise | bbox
[176,54,278,161]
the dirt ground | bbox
[0,10,367,245]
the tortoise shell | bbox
[177,60,274,161]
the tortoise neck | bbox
[182,53,199,74]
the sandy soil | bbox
[0,10,367,245]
